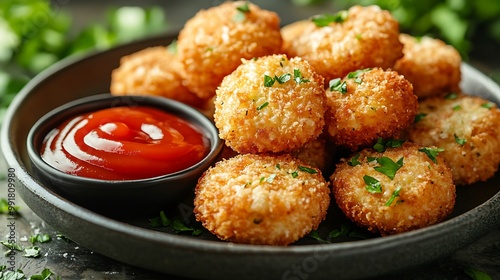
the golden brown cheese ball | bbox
[177,1,283,99]
[331,142,456,236]
[404,93,500,185]
[194,153,330,245]
[325,68,418,151]
[283,5,403,82]
[291,135,336,174]
[215,54,326,154]
[110,46,204,108]
[394,34,462,99]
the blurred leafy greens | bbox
[0,0,168,122]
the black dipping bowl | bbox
[26,94,222,212]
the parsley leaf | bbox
[308,230,329,243]
[347,68,371,84]
[414,113,427,123]
[445,92,458,99]
[29,233,51,245]
[481,102,495,109]
[364,175,382,193]
[373,138,406,152]
[329,78,347,93]
[172,218,202,236]
[347,153,361,166]
[298,165,318,174]
[373,157,404,180]
[293,69,310,84]
[264,75,275,87]
[385,186,402,206]
[418,147,445,163]
[454,134,467,145]
[311,10,348,27]
[23,246,41,258]
[275,73,291,84]
[257,101,269,110]
[464,266,493,280]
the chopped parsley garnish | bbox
[257,101,269,110]
[385,186,402,206]
[236,2,250,13]
[445,92,458,99]
[329,78,347,93]
[0,198,20,215]
[463,266,493,280]
[418,147,445,163]
[29,233,51,245]
[150,211,201,236]
[414,113,427,123]
[364,175,382,193]
[23,246,41,258]
[264,75,275,87]
[275,164,281,170]
[454,134,467,145]
[452,105,462,111]
[276,73,291,84]
[347,153,361,166]
[234,2,250,22]
[293,69,310,84]
[347,68,371,84]
[373,138,406,152]
[291,171,299,178]
[298,165,318,174]
[373,156,404,180]
[481,102,495,109]
[311,10,348,27]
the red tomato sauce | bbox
[40,106,209,180]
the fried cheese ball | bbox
[331,142,456,236]
[215,54,326,154]
[283,5,403,82]
[110,46,204,108]
[325,68,418,151]
[177,1,283,99]
[194,153,330,245]
[291,135,335,174]
[404,93,500,185]
[394,34,462,99]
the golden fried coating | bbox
[280,20,313,53]
[331,142,456,236]
[325,68,418,151]
[283,5,403,82]
[194,153,330,245]
[215,54,326,154]
[404,93,500,185]
[291,135,336,174]
[394,34,462,99]
[177,1,283,99]
[110,46,204,108]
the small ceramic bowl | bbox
[27,94,223,212]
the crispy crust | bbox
[214,54,326,153]
[331,142,456,236]
[110,46,204,108]
[177,1,283,99]
[283,5,403,82]
[404,93,500,185]
[194,154,330,245]
[394,34,462,98]
[325,67,418,151]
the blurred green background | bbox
[1,0,499,123]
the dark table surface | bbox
[1,1,500,279]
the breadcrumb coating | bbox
[331,142,456,236]
[404,93,500,185]
[215,54,326,154]
[325,68,418,151]
[177,1,282,99]
[194,154,330,245]
[110,46,204,107]
[283,5,403,82]
[394,34,462,99]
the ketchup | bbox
[40,106,209,180]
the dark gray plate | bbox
[2,34,500,280]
